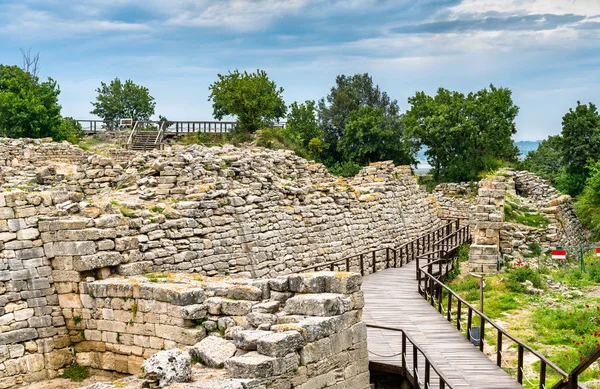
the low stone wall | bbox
[72,272,368,388]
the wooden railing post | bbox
[497,332,502,367]
[413,345,419,389]
[372,251,377,273]
[479,318,485,352]
[402,331,407,375]
[447,293,452,322]
[345,257,350,272]
[386,248,390,269]
[425,359,431,387]
[540,361,546,389]
[456,300,462,331]
[360,254,364,276]
[517,344,524,384]
[467,308,473,341]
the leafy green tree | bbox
[56,117,84,143]
[575,160,600,238]
[318,73,406,163]
[209,69,286,134]
[522,135,564,184]
[91,78,156,127]
[559,101,600,196]
[338,106,416,166]
[285,100,322,149]
[0,64,62,139]
[403,85,519,182]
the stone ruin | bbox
[433,169,586,270]
[0,138,442,388]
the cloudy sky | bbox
[1,0,599,141]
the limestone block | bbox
[226,285,263,301]
[285,293,349,317]
[142,349,191,387]
[256,331,305,357]
[189,335,236,368]
[116,261,152,276]
[74,252,123,271]
[225,351,298,379]
[233,330,272,351]
[180,304,207,320]
[251,301,280,314]
[53,241,96,256]
[0,328,38,345]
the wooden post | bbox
[447,292,452,322]
[413,345,419,389]
[467,308,473,341]
[517,344,524,384]
[457,300,462,331]
[479,318,485,352]
[539,361,546,389]
[496,331,502,367]
[372,251,377,273]
[359,254,364,276]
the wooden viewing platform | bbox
[363,260,522,388]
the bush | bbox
[57,117,84,143]
[62,363,89,382]
[505,265,542,292]
[327,161,362,177]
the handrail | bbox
[416,252,589,389]
[154,121,165,149]
[126,121,139,148]
[552,345,600,389]
[300,220,462,274]
[367,324,455,388]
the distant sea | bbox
[415,140,541,174]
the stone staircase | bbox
[129,131,162,151]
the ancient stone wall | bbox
[432,182,475,223]
[469,176,507,272]
[0,140,441,386]
[72,272,368,388]
[499,171,585,259]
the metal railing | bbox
[416,249,597,389]
[367,324,454,389]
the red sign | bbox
[596,248,600,258]
[552,249,567,260]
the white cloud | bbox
[0,4,150,39]
[448,0,600,17]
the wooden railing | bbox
[300,220,465,275]
[367,324,454,389]
[416,250,596,389]
[77,119,288,135]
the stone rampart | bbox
[71,272,368,388]
[0,140,441,386]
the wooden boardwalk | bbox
[363,260,522,388]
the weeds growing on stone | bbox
[62,363,89,382]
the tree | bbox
[318,73,404,162]
[338,106,416,166]
[285,100,322,149]
[56,117,84,143]
[575,160,600,238]
[91,78,156,127]
[0,64,62,139]
[20,48,40,77]
[403,85,519,182]
[559,101,600,196]
[522,135,564,184]
[209,69,286,134]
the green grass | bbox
[78,137,105,151]
[504,200,551,228]
[62,364,89,382]
[447,249,600,386]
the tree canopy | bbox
[0,64,62,139]
[209,69,286,134]
[559,102,600,196]
[318,73,405,164]
[522,135,563,184]
[91,78,156,126]
[403,85,519,182]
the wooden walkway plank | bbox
[363,261,522,388]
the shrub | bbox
[327,161,362,177]
[62,364,89,382]
[505,265,542,292]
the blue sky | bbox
[1,0,599,141]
